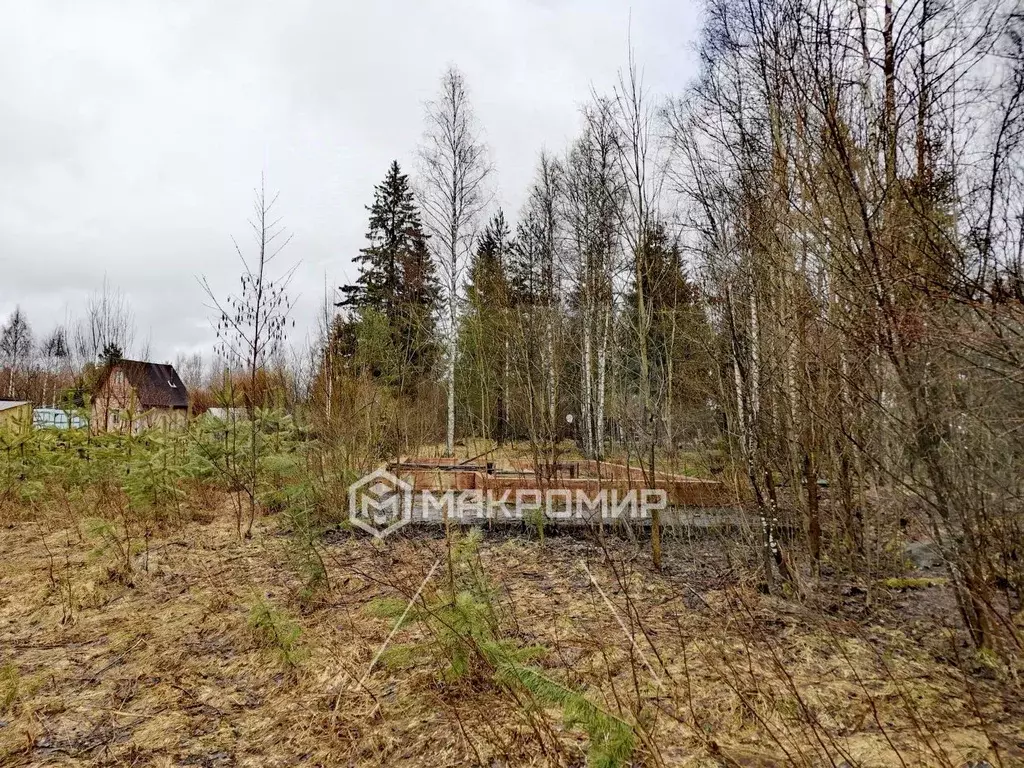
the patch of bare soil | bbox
[1,510,1021,767]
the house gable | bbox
[91,360,190,433]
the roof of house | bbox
[97,360,189,409]
[0,400,30,412]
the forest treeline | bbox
[2,0,1023,655]
[316,0,1024,656]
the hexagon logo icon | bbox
[348,468,414,539]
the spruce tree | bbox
[507,214,543,308]
[100,343,124,366]
[461,211,513,438]
[622,222,713,441]
[467,210,511,310]
[395,224,440,383]
[340,161,440,386]
[341,161,418,319]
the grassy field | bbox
[1,496,1021,767]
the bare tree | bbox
[174,351,205,393]
[665,0,1024,647]
[200,175,296,538]
[563,99,623,459]
[201,175,296,414]
[510,151,565,461]
[314,277,340,424]
[612,48,668,569]
[74,277,136,366]
[418,65,492,457]
[1,307,33,398]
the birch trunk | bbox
[446,320,456,456]
[546,311,556,431]
[582,314,594,456]
[502,333,510,444]
[596,306,610,459]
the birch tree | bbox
[1,307,33,399]
[418,66,491,457]
[670,0,1024,640]
[514,152,564,439]
[612,50,668,568]
[563,101,622,459]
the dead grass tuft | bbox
[0,502,1021,766]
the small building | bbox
[0,401,33,436]
[206,407,247,422]
[33,407,87,430]
[202,406,250,440]
[91,360,189,435]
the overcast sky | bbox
[0,0,701,364]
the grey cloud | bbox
[0,0,700,362]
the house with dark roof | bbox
[91,360,189,434]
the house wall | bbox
[91,367,188,435]
[91,367,136,435]
[137,408,188,433]
[0,403,33,436]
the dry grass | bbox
[0,503,1021,767]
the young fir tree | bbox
[100,343,124,366]
[340,161,439,385]
[461,211,513,439]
